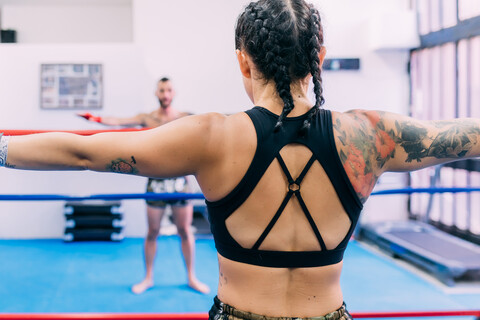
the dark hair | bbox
[159,77,170,83]
[235,0,325,134]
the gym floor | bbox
[0,237,479,315]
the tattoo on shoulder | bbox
[106,157,138,174]
[334,112,392,203]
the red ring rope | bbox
[0,314,204,320]
[352,310,480,318]
[1,129,150,136]
[0,310,479,320]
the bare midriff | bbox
[217,254,344,318]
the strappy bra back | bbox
[206,107,363,268]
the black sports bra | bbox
[205,107,363,268]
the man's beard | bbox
[159,99,171,109]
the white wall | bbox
[0,0,415,238]
[132,0,252,114]
[0,0,133,43]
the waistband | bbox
[209,296,352,320]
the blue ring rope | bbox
[0,187,480,201]
[371,187,480,195]
[0,192,205,201]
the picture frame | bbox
[40,63,103,110]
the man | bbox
[79,78,210,294]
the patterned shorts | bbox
[209,296,353,320]
[145,177,191,208]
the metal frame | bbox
[408,4,480,239]
[420,16,480,48]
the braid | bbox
[308,6,324,109]
[299,5,325,136]
[272,54,295,132]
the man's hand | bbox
[77,112,103,123]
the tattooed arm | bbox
[5,113,223,178]
[376,112,480,171]
[332,110,480,203]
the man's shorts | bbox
[146,177,191,208]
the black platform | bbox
[359,220,480,286]
[64,201,124,242]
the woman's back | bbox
[196,103,360,317]
[195,96,480,317]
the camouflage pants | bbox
[209,296,353,320]
[145,177,191,208]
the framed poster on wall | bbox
[40,63,103,110]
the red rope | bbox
[0,314,205,320]
[352,310,480,318]
[1,129,150,136]
[0,310,479,320]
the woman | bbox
[1,0,480,319]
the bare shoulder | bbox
[191,110,253,129]
[223,110,255,125]
[331,109,389,147]
[201,111,257,161]
[188,111,228,128]
[222,111,257,138]
[182,112,229,147]
[144,112,229,146]
[331,109,386,125]
[141,112,230,176]
[331,109,395,203]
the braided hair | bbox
[235,0,325,134]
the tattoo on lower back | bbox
[106,158,138,174]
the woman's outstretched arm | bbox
[332,110,480,202]
[367,111,480,171]
[1,113,224,179]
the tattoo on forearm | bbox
[106,158,138,174]
[395,120,480,162]
[394,122,429,162]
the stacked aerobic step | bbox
[64,201,124,242]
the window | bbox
[409,2,480,243]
